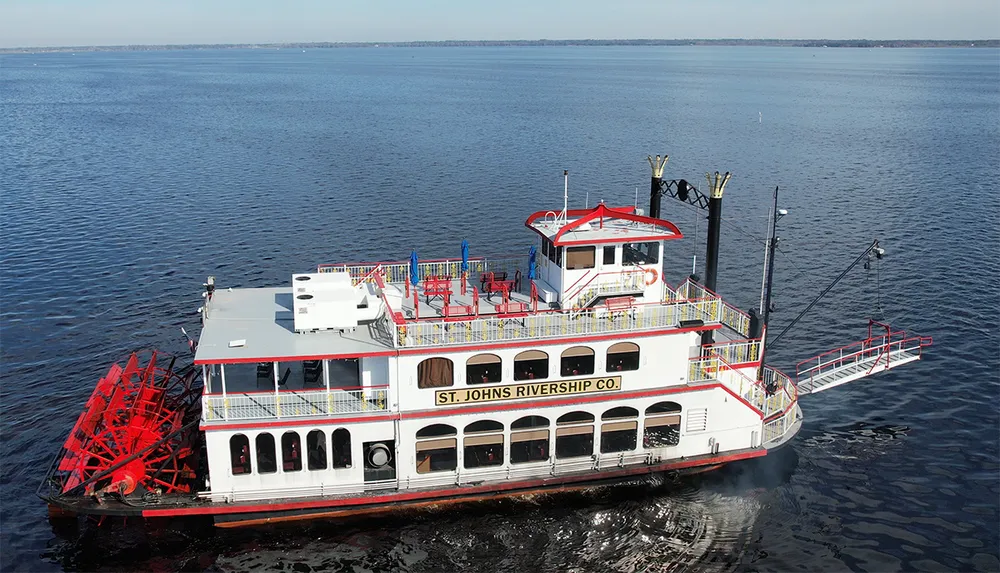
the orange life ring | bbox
[644,268,658,285]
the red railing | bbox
[795,331,932,390]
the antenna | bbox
[585,191,589,209]
[758,202,772,314]
[562,170,568,223]
[634,187,638,211]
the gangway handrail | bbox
[795,334,929,380]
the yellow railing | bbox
[396,297,721,348]
[720,301,751,337]
[689,357,795,419]
[705,339,762,365]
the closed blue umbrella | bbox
[461,240,469,273]
[410,251,419,287]
[528,245,537,279]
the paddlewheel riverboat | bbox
[40,158,931,527]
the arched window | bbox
[600,407,638,453]
[464,420,504,469]
[557,411,595,425]
[511,416,549,430]
[511,415,549,463]
[416,424,457,438]
[255,433,277,474]
[556,411,595,459]
[281,431,302,472]
[465,420,503,433]
[415,424,457,474]
[307,429,327,471]
[417,357,454,388]
[644,402,682,448]
[514,350,548,381]
[230,434,251,475]
[602,406,639,420]
[467,354,501,385]
[561,346,595,376]
[607,342,640,372]
[332,428,352,468]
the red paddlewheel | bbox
[54,351,201,498]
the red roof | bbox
[524,204,683,246]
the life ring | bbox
[644,268,658,285]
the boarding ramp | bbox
[795,323,932,395]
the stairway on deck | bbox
[798,348,921,395]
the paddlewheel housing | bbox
[39,351,203,512]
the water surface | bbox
[1,46,998,572]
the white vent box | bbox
[292,272,361,332]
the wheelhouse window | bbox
[561,346,595,376]
[511,416,550,464]
[623,241,660,265]
[600,407,638,453]
[514,350,548,381]
[255,433,277,474]
[467,353,502,385]
[565,246,596,270]
[556,411,595,459]
[415,424,457,474]
[332,428,352,468]
[607,342,640,372]
[307,429,327,471]
[281,431,302,472]
[603,245,616,265]
[644,402,682,448]
[464,420,504,469]
[417,357,454,388]
[230,434,251,475]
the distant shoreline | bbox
[1,38,997,54]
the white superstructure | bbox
[192,204,802,506]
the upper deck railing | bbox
[317,256,754,350]
[395,297,721,348]
[703,338,762,365]
[317,255,522,286]
[676,280,751,337]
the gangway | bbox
[795,321,932,395]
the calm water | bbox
[1,46,998,572]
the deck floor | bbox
[387,278,536,320]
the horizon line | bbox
[3,38,998,53]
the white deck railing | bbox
[763,403,799,443]
[720,300,751,337]
[689,355,795,419]
[318,260,749,350]
[394,297,720,348]
[202,386,390,422]
[704,338,762,365]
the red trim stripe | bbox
[141,449,765,518]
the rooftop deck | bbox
[195,250,752,364]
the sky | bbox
[1,0,997,49]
